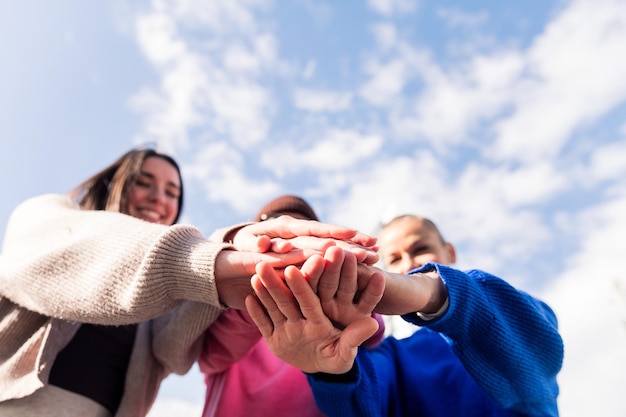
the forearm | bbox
[374,269,447,315]
[0,194,228,324]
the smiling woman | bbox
[69,149,185,225]
[0,147,379,417]
[125,157,182,225]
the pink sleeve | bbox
[360,312,386,349]
[198,308,262,375]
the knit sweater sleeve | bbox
[0,194,229,325]
[402,263,563,416]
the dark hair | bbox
[68,148,184,224]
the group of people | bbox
[0,147,564,417]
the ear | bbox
[445,242,457,265]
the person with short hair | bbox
[246,214,564,417]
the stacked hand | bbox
[245,246,385,374]
[233,216,379,265]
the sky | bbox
[1,0,625,416]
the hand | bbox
[232,216,379,265]
[316,247,385,329]
[245,253,383,374]
[215,248,323,309]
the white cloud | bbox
[360,0,626,167]
[367,0,417,16]
[260,129,384,175]
[328,150,556,279]
[185,141,281,214]
[370,23,398,51]
[540,191,626,417]
[358,30,525,145]
[296,0,333,22]
[165,0,267,36]
[293,88,353,112]
[479,161,568,207]
[131,0,281,151]
[584,139,626,185]
[360,58,413,106]
[135,13,187,66]
[492,0,626,162]
[436,7,489,29]
[391,50,524,145]
[328,151,447,235]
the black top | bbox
[49,323,137,414]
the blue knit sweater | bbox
[307,263,563,417]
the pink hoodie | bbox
[199,309,384,417]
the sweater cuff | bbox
[306,363,359,383]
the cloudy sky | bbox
[1,0,625,416]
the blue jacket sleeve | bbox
[306,360,383,417]
[307,263,563,417]
[402,263,563,416]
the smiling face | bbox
[124,156,181,226]
[379,216,456,274]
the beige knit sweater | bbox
[0,194,235,416]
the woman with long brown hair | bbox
[0,147,377,417]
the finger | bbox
[283,235,337,252]
[335,250,358,306]
[241,235,272,253]
[284,265,326,322]
[349,231,378,248]
[247,216,359,240]
[355,271,386,313]
[250,273,285,326]
[333,240,379,266]
[251,248,323,270]
[340,317,380,351]
[299,254,326,292]
[256,263,304,321]
[317,246,345,302]
[245,294,274,339]
[269,238,293,253]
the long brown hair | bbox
[68,148,184,224]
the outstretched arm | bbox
[245,247,385,374]
[229,215,379,265]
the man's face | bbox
[379,217,456,274]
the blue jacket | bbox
[307,263,563,417]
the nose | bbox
[400,256,423,274]
[149,186,166,202]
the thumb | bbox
[340,317,380,350]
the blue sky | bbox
[1,1,625,416]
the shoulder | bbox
[14,193,79,213]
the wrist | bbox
[214,250,254,309]
[419,270,448,314]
